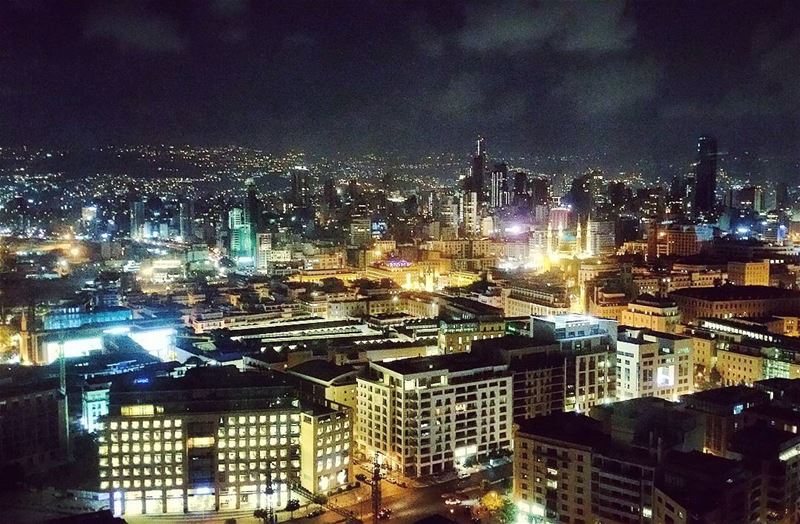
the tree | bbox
[254,508,269,524]
[480,491,503,512]
[286,499,301,518]
[499,499,516,523]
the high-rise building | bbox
[489,163,509,208]
[693,136,718,217]
[228,207,253,263]
[290,167,312,208]
[178,200,193,242]
[461,191,480,236]
[776,182,790,211]
[256,232,272,271]
[465,137,486,198]
[130,201,145,240]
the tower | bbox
[178,200,193,242]
[489,163,509,208]
[465,137,487,198]
[129,201,145,240]
[290,167,311,207]
[693,136,717,218]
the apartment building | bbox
[679,386,770,456]
[472,335,565,420]
[531,315,617,412]
[513,413,656,524]
[616,328,694,402]
[355,354,512,477]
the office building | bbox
[355,354,513,477]
[693,136,717,217]
[299,403,352,497]
[98,368,305,515]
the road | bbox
[124,462,511,524]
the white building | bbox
[616,327,694,402]
[356,354,512,477]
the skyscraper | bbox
[465,137,486,198]
[290,167,311,207]
[244,179,260,257]
[178,200,193,242]
[693,136,717,217]
[489,163,509,208]
[129,201,145,240]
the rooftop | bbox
[670,285,800,301]
[516,413,608,448]
[288,360,357,384]
[372,352,499,376]
[631,293,677,308]
[680,385,768,407]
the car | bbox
[306,508,326,518]
[377,508,393,519]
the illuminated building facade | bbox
[727,259,770,286]
[670,285,800,323]
[531,315,618,412]
[616,328,694,401]
[98,369,304,516]
[620,294,681,333]
[356,354,512,477]
[298,404,352,496]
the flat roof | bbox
[516,413,607,448]
[671,285,800,301]
[288,360,356,384]
[373,352,498,376]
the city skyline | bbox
[1,1,799,162]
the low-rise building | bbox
[620,294,681,333]
[670,285,800,323]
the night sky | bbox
[1,0,798,161]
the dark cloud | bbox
[0,0,797,162]
[83,5,186,53]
